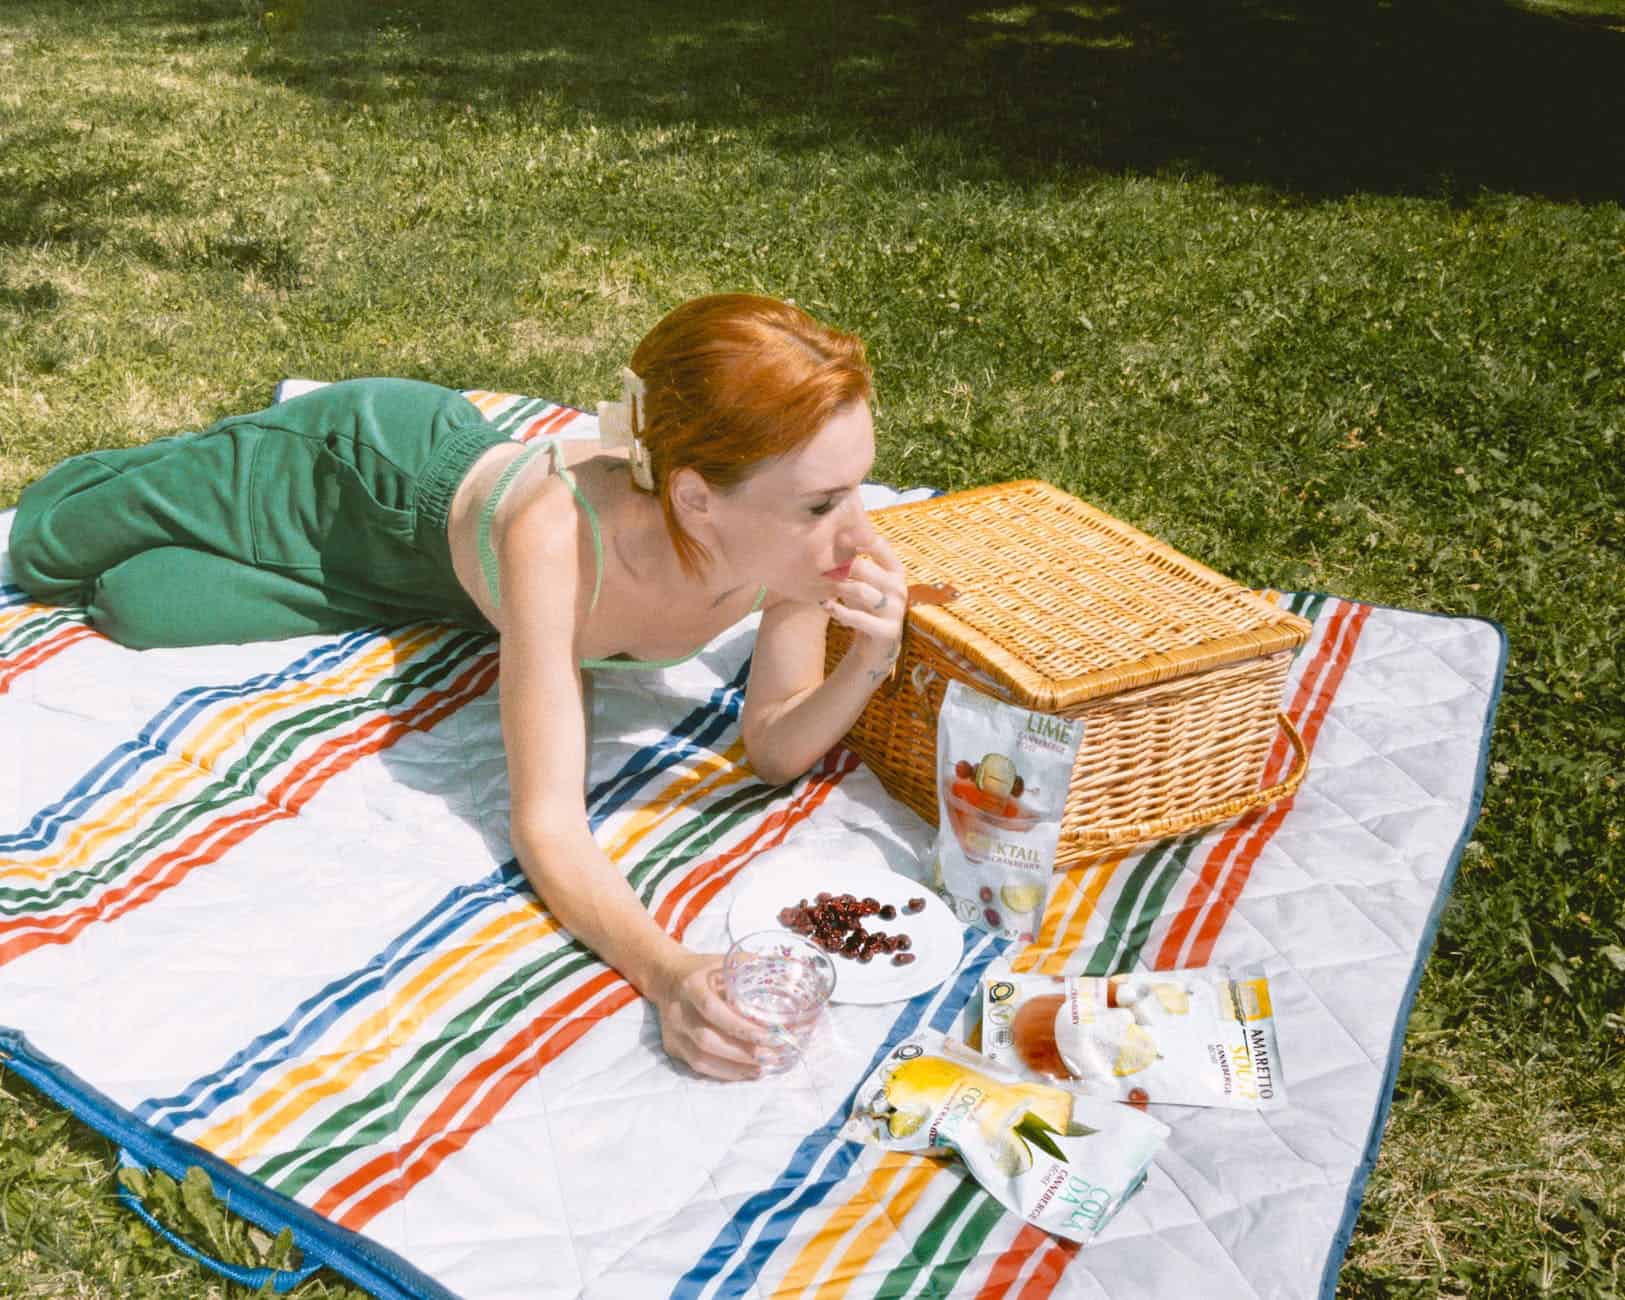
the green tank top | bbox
[476,438,765,671]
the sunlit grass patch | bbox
[1343,1006,1625,1298]
[0,0,1620,1295]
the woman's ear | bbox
[668,467,713,523]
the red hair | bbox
[628,294,873,575]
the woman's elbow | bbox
[743,732,807,787]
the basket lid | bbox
[875,480,1311,711]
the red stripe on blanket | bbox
[1016,1237,1079,1300]
[318,969,631,1225]
[517,405,583,442]
[327,755,859,1229]
[973,1224,1050,1299]
[0,623,100,696]
[1151,601,1370,972]
[1183,602,1372,968]
[654,748,862,934]
[0,655,498,967]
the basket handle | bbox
[1062,711,1310,854]
[875,583,961,699]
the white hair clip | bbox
[597,366,655,492]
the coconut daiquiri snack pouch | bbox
[842,1031,1168,1246]
[930,681,1084,942]
[980,960,1287,1110]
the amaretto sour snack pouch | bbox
[980,960,1287,1110]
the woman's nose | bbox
[838,498,875,551]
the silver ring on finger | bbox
[873,592,888,613]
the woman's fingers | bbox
[861,532,906,576]
[697,970,780,1047]
[654,957,798,1079]
[662,1006,763,1078]
[821,596,891,638]
[834,579,896,616]
[827,553,908,644]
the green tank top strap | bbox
[478,443,765,672]
[477,438,604,616]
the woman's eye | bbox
[809,500,837,517]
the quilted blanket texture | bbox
[0,392,1505,1300]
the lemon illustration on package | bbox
[877,1050,1073,1171]
[845,1031,1170,1245]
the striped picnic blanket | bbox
[0,392,1505,1299]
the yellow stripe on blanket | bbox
[1010,848,1131,975]
[206,737,753,1161]
[601,738,753,864]
[1,626,446,883]
[199,903,557,1161]
[788,1155,943,1299]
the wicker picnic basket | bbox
[824,480,1313,869]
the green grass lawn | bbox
[1,0,1621,1295]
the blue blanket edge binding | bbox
[1315,604,1509,1299]
[0,1026,461,1300]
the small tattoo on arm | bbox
[864,641,902,685]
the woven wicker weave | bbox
[825,480,1312,867]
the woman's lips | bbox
[823,561,854,581]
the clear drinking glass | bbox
[721,929,837,1074]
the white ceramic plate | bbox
[729,855,963,1004]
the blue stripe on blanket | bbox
[1,627,387,853]
[674,932,1007,1300]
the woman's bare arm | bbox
[741,536,909,785]
[495,502,776,1078]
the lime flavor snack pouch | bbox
[842,1031,1168,1246]
[980,960,1288,1110]
[931,680,1084,942]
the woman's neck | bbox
[603,467,745,607]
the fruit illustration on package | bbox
[1005,981,1175,1086]
[1105,974,1194,1017]
[980,963,1287,1112]
[974,752,1017,798]
[944,750,1041,854]
[1010,993,1069,1080]
[933,682,1085,944]
[1111,1023,1160,1076]
[999,881,1046,915]
[845,1028,1175,1249]
[873,1052,1075,1175]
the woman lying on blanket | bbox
[9,293,906,1081]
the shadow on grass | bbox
[0,124,189,252]
[183,0,1625,202]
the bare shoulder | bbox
[494,475,590,634]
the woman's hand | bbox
[650,950,782,1080]
[821,534,908,688]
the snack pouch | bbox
[931,680,1084,941]
[980,960,1288,1109]
[842,1031,1168,1245]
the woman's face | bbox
[707,399,878,603]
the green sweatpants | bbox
[9,378,509,648]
